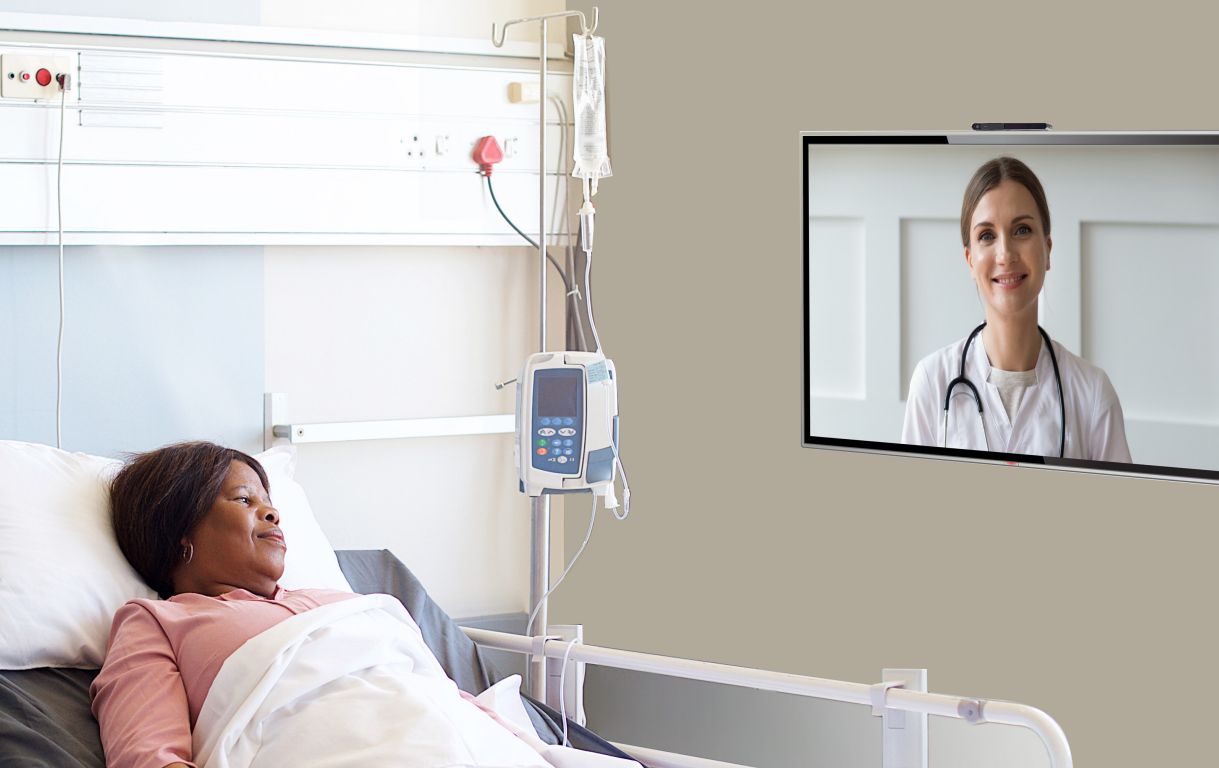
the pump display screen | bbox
[532,369,583,475]
[802,132,1219,484]
[537,375,578,417]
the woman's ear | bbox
[1045,237,1052,271]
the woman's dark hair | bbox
[110,441,269,599]
[960,156,1051,247]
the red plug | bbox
[473,136,504,176]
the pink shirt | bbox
[90,587,356,768]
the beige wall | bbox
[551,1,1219,765]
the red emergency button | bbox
[35,69,52,87]
[536,448,547,455]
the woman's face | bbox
[174,460,285,598]
[965,179,1052,322]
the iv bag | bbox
[572,34,611,193]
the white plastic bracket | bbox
[264,393,288,450]
[881,669,927,768]
[531,633,561,658]
[871,680,905,716]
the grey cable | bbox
[550,94,575,247]
[524,492,598,671]
[548,94,566,248]
[558,98,573,247]
[56,86,66,450]
[583,246,602,354]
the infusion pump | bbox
[515,351,618,497]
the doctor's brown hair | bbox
[109,441,270,599]
[960,157,1051,247]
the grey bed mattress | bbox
[0,549,633,767]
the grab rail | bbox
[272,413,513,444]
[462,627,1072,768]
[263,393,513,447]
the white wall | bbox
[0,0,570,619]
[256,0,571,618]
[263,244,568,617]
[260,0,568,45]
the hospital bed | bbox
[0,441,1072,768]
[0,551,1074,768]
[0,551,1072,768]
[0,549,631,768]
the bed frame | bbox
[464,628,1073,768]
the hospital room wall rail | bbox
[461,628,1073,768]
[264,392,514,446]
[270,413,513,444]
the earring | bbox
[183,543,194,564]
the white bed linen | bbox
[193,594,550,768]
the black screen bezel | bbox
[801,131,1219,484]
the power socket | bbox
[1,55,72,100]
[509,81,541,104]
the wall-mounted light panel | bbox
[0,35,573,247]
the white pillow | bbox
[0,440,352,670]
[0,441,156,670]
[254,445,354,594]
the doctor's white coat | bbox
[902,334,1133,462]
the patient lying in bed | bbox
[90,442,621,768]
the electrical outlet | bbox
[1,55,72,99]
[509,82,540,103]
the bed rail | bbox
[609,743,753,768]
[462,627,1072,768]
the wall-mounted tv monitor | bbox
[802,131,1219,484]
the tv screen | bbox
[802,132,1219,483]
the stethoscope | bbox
[942,321,1066,458]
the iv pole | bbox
[492,7,597,702]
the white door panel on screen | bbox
[807,218,865,399]
[0,42,571,245]
[1082,223,1219,424]
[806,144,1219,469]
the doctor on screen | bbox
[901,157,1132,462]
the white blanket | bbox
[192,594,634,768]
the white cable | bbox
[611,457,630,520]
[557,636,581,747]
[582,247,630,517]
[522,493,597,697]
[525,491,597,640]
[55,85,66,450]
